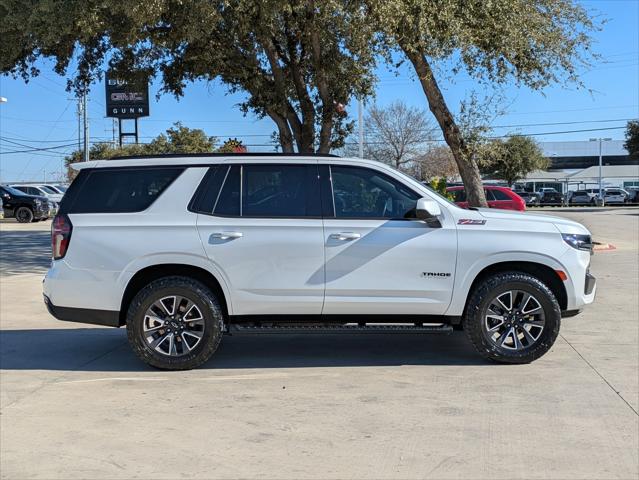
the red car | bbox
[447,185,526,211]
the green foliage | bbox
[0,0,377,153]
[478,135,549,186]
[64,123,216,180]
[624,120,639,159]
[429,177,454,200]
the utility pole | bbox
[82,93,89,161]
[589,137,612,203]
[76,97,82,153]
[358,98,364,158]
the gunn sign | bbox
[105,72,150,119]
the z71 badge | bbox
[458,219,487,225]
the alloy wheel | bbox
[142,295,205,356]
[483,290,546,351]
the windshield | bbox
[1,185,30,196]
[54,185,68,192]
[389,167,460,208]
[38,185,58,194]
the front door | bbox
[321,164,457,316]
[196,163,326,315]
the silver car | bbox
[603,188,627,205]
[567,190,595,205]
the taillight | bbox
[52,214,72,260]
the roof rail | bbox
[109,152,340,160]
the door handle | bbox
[329,232,361,241]
[210,231,243,240]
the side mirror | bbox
[416,197,442,220]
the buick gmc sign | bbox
[105,72,150,118]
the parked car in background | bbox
[10,184,64,204]
[0,185,51,223]
[625,187,639,203]
[602,188,628,204]
[447,186,526,211]
[516,191,540,206]
[537,188,564,206]
[567,190,596,205]
[46,184,68,194]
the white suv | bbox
[44,154,596,369]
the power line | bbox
[0,142,78,154]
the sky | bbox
[0,0,637,183]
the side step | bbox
[229,323,453,335]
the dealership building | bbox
[515,140,639,193]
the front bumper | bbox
[44,294,120,327]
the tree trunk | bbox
[401,47,488,208]
[266,109,295,152]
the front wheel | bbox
[126,276,224,370]
[15,207,34,223]
[463,272,561,364]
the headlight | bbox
[562,233,593,251]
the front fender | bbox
[445,251,574,316]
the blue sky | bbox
[0,0,637,183]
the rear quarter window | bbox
[62,167,184,214]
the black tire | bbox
[126,276,224,370]
[15,206,34,223]
[462,272,561,364]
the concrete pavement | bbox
[1,210,637,479]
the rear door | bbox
[195,162,326,315]
[489,188,515,210]
[321,163,457,315]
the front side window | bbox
[330,166,420,219]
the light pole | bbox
[589,138,612,202]
[358,98,364,158]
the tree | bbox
[409,145,459,182]
[478,135,549,186]
[368,0,598,206]
[64,123,216,180]
[0,0,376,153]
[624,120,639,159]
[361,101,437,170]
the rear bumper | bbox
[44,294,120,327]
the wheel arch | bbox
[463,261,568,314]
[119,264,229,326]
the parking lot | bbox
[0,209,637,479]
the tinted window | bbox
[491,189,511,200]
[330,166,419,219]
[451,189,466,202]
[214,165,241,216]
[483,189,495,201]
[243,164,320,217]
[67,167,183,213]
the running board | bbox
[229,323,453,335]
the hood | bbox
[476,208,589,235]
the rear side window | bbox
[491,189,511,201]
[205,164,320,218]
[65,167,184,214]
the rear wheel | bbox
[463,272,560,364]
[15,207,34,223]
[126,276,224,370]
